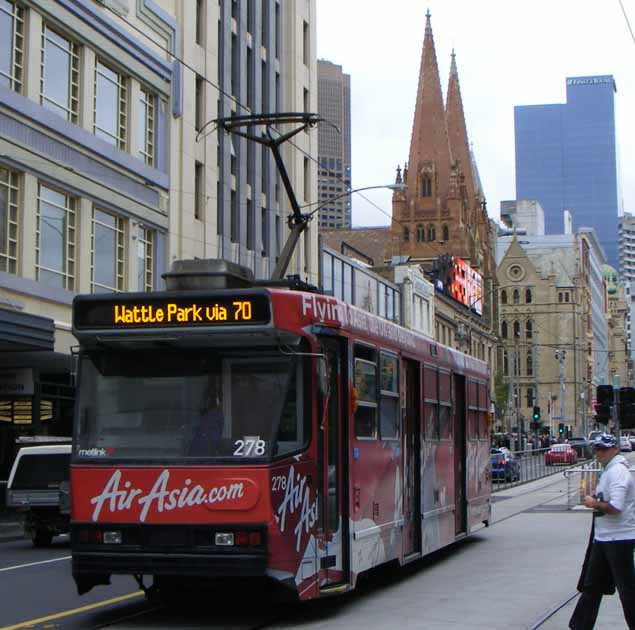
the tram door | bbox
[453,374,467,535]
[402,359,421,557]
[317,338,349,587]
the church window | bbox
[526,320,533,339]
[513,289,520,305]
[416,224,424,242]
[526,351,533,376]
[525,288,532,303]
[501,321,508,339]
[503,349,508,374]
[421,175,432,197]
[501,289,507,305]
[442,224,449,241]
[427,224,435,241]
[513,320,520,338]
[403,225,409,242]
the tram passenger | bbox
[569,433,635,630]
[189,376,225,456]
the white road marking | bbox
[0,556,71,573]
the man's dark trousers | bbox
[569,539,635,629]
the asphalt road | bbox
[2,462,631,630]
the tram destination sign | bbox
[73,294,271,330]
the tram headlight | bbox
[103,530,122,544]
[215,532,235,546]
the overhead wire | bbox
[97,1,404,228]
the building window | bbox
[36,184,75,290]
[421,175,432,197]
[442,224,449,241]
[526,351,533,376]
[501,320,508,339]
[40,26,79,123]
[0,167,19,274]
[501,289,507,304]
[525,288,532,303]
[94,60,127,149]
[503,349,508,374]
[403,225,409,242]
[195,74,204,132]
[427,223,435,241]
[137,87,155,166]
[194,161,204,220]
[195,0,205,45]
[137,226,153,292]
[526,387,534,408]
[526,320,533,339]
[513,320,520,338]
[513,289,520,304]
[302,20,309,66]
[91,208,125,293]
[0,1,24,93]
[416,224,424,242]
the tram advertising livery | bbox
[70,259,491,602]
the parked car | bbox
[6,445,71,547]
[490,449,521,482]
[545,444,578,466]
[619,436,633,452]
[566,437,592,459]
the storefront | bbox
[0,308,75,506]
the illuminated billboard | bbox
[434,255,483,316]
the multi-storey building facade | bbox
[618,213,635,364]
[604,266,628,387]
[515,75,620,268]
[496,227,609,439]
[0,0,317,481]
[317,59,351,229]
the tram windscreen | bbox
[75,349,307,461]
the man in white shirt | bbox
[569,433,635,630]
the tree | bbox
[494,370,509,431]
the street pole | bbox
[556,349,566,442]
[613,373,621,438]
[581,392,586,439]
[515,333,522,451]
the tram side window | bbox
[438,370,452,440]
[379,352,399,440]
[423,365,439,440]
[478,383,489,438]
[467,379,478,439]
[354,355,377,439]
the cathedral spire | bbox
[445,48,477,199]
[406,9,452,205]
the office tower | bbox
[317,60,351,229]
[515,76,620,267]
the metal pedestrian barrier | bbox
[564,463,635,509]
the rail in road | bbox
[3,456,633,630]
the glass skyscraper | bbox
[515,76,619,267]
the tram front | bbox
[70,262,321,601]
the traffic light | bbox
[532,406,541,421]
[595,385,614,425]
[619,387,635,430]
[596,385,614,405]
[558,422,565,435]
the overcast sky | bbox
[316,0,635,228]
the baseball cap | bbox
[592,434,618,449]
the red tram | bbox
[70,261,491,601]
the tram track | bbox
[527,590,579,629]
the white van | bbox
[6,445,71,546]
